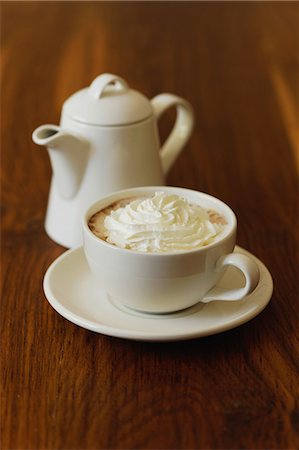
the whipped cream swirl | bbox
[103,192,226,253]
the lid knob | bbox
[88,73,129,99]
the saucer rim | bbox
[43,246,273,341]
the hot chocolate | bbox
[88,191,227,253]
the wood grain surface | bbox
[1,2,298,449]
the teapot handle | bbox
[151,94,194,174]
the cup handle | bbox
[201,253,260,303]
[151,94,194,175]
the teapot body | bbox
[46,114,165,248]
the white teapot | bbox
[32,73,194,248]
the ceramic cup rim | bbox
[82,186,237,257]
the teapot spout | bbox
[32,125,88,200]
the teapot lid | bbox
[62,74,153,126]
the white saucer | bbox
[43,246,273,342]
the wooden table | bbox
[1,2,298,449]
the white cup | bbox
[82,186,260,313]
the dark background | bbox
[1,2,298,449]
